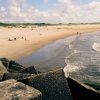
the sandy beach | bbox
[0,24,100,60]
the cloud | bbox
[0,0,39,23]
[52,0,100,23]
[0,0,100,23]
[43,0,49,3]
[89,1,100,10]
[8,0,26,6]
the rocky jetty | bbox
[20,69,72,100]
[0,58,100,100]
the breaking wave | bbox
[92,42,100,52]
[64,64,79,77]
[63,61,86,77]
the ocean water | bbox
[64,32,100,91]
[18,32,100,91]
[18,35,75,71]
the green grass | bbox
[0,22,54,27]
[0,22,100,27]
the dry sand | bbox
[0,24,100,60]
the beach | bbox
[0,24,100,60]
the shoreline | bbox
[0,24,100,60]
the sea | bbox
[18,32,100,91]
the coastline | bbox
[0,24,100,60]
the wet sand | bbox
[0,24,100,60]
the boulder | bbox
[0,58,25,73]
[0,79,42,100]
[20,66,37,74]
[7,60,25,72]
[0,58,9,67]
[0,61,8,74]
[0,58,40,74]
[0,73,4,81]
[67,77,100,100]
[2,73,35,81]
[20,68,72,100]
[6,68,20,73]
[0,58,41,74]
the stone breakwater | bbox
[0,58,100,100]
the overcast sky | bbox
[0,0,100,23]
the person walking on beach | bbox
[77,32,79,36]
[76,32,82,36]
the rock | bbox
[67,77,100,100]
[0,58,40,74]
[20,66,37,74]
[20,68,72,100]
[8,60,25,72]
[2,73,35,81]
[0,61,8,74]
[0,73,4,81]
[0,58,9,67]
[0,79,42,100]
[0,58,25,73]
[37,71,41,74]
[7,69,20,73]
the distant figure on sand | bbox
[14,38,16,41]
[77,32,79,36]
[76,32,81,36]
[25,37,27,41]
[8,38,12,41]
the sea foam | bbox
[63,63,80,77]
[92,42,100,52]
[63,60,86,78]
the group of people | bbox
[8,37,27,41]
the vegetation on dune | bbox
[0,22,100,27]
[0,22,53,27]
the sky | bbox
[0,0,100,23]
